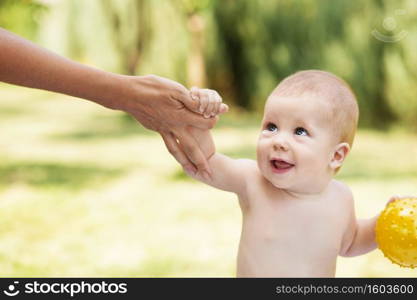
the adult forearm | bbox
[0,28,127,109]
[0,28,219,175]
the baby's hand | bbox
[386,195,415,207]
[190,87,228,118]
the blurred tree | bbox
[100,0,152,75]
[2,0,416,131]
[0,0,46,39]
[383,0,417,132]
[347,0,397,129]
[210,0,406,130]
[175,0,212,88]
[212,0,261,109]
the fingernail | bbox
[204,114,210,119]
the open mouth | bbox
[270,159,294,173]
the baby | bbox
[185,70,380,277]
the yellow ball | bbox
[375,197,417,268]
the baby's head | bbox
[256,70,359,194]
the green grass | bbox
[0,83,416,277]
[0,161,126,191]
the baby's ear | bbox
[329,142,350,171]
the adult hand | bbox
[118,74,228,175]
[0,28,229,174]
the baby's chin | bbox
[269,175,332,195]
[261,172,294,190]
[261,171,318,194]
[268,179,319,195]
[269,179,295,191]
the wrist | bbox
[95,74,137,111]
[112,74,157,113]
[67,68,133,112]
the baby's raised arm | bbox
[185,88,253,196]
[187,127,253,195]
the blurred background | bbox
[0,0,416,277]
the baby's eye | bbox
[265,123,278,132]
[295,127,308,136]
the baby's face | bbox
[257,93,338,194]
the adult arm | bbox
[0,28,225,173]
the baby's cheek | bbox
[257,135,270,146]
[256,140,267,157]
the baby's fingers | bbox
[212,90,223,117]
[204,90,217,118]
[190,86,209,114]
[190,86,199,102]
[198,89,210,115]
[190,88,226,117]
[386,195,415,207]
[204,89,223,118]
[387,195,400,206]
[219,103,229,114]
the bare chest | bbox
[239,187,346,251]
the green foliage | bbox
[208,0,416,130]
[0,0,46,39]
[1,0,417,131]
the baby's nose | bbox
[273,135,289,152]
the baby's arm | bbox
[185,88,253,195]
[339,215,378,257]
[339,195,400,257]
[187,127,253,194]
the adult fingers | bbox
[175,86,200,113]
[180,108,217,130]
[175,130,212,177]
[161,132,197,174]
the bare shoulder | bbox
[332,180,357,256]
[234,159,261,208]
[238,158,258,176]
[234,158,259,188]
[237,159,266,184]
[235,158,258,170]
[331,179,353,200]
[329,179,354,212]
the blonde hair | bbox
[272,70,359,147]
